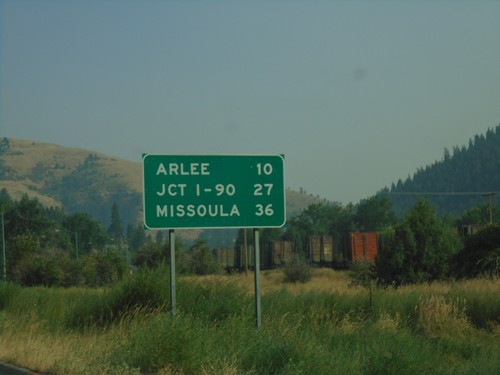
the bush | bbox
[454,224,500,278]
[80,250,127,287]
[132,242,166,269]
[64,264,169,329]
[183,240,220,275]
[350,259,376,287]
[376,200,463,285]
[283,256,312,283]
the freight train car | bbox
[309,236,334,264]
[307,232,378,266]
[346,232,378,262]
[214,232,379,271]
[215,247,235,268]
[271,240,296,266]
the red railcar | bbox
[215,232,379,270]
[348,232,378,262]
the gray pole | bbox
[169,229,176,316]
[254,228,261,328]
[2,212,6,281]
[244,228,248,276]
[489,193,494,225]
[75,232,79,260]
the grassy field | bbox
[1,267,499,374]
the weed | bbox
[0,270,499,374]
[415,295,472,339]
[282,256,312,283]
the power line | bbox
[382,191,498,196]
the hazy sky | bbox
[1,0,499,204]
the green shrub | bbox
[350,260,376,287]
[283,256,312,283]
[0,281,20,310]
[116,313,206,373]
[376,200,463,285]
[64,265,169,329]
[454,224,500,278]
[80,250,127,287]
[132,242,166,269]
[185,240,220,275]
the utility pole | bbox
[483,192,496,225]
[75,231,79,260]
[2,212,6,281]
[489,193,493,225]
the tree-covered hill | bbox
[0,138,143,227]
[383,124,500,218]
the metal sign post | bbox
[169,229,176,316]
[142,154,286,327]
[254,228,261,328]
[2,212,6,281]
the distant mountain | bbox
[382,124,500,217]
[0,138,325,234]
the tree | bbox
[81,250,127,287]
[127,223,147,254]
[354,195,395,231]
[285,203,332,251]
[108,203,124,242]
[133,241,166,269]
[13,251,65,287]
[0,137,9,154]
[8,233,41,282]
[454,224,500,278]
[186,239,219,275]
[0,188,13,212]
[376,199,462,285]
[63,213,107,257]
[456,202,500,227]
[8,195,51,237]
[155,230,165,247]
[235,227,283,248]
[284,202,355,257]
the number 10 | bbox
[256,163,273,175]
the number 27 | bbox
[254,183,273,196]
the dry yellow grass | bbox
[0,311,141,375]
[0,180,61,208]
[0,315,93,373]
[1,271,498,374]
[2,138,143,203]
[415,295,473,339]
[389,276,500,296]
[182,268,364,295]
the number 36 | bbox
[255,204,274,216]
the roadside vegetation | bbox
[0,268,499,374]
[1,167,500,374]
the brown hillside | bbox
[1,138,142,205]
[0,138,327,224]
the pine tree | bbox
[108,203,124,241]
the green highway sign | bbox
[142,154,286,229]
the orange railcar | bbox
[349,232,378,262]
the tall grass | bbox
[0,270,499,374]
[63,265,169,330]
